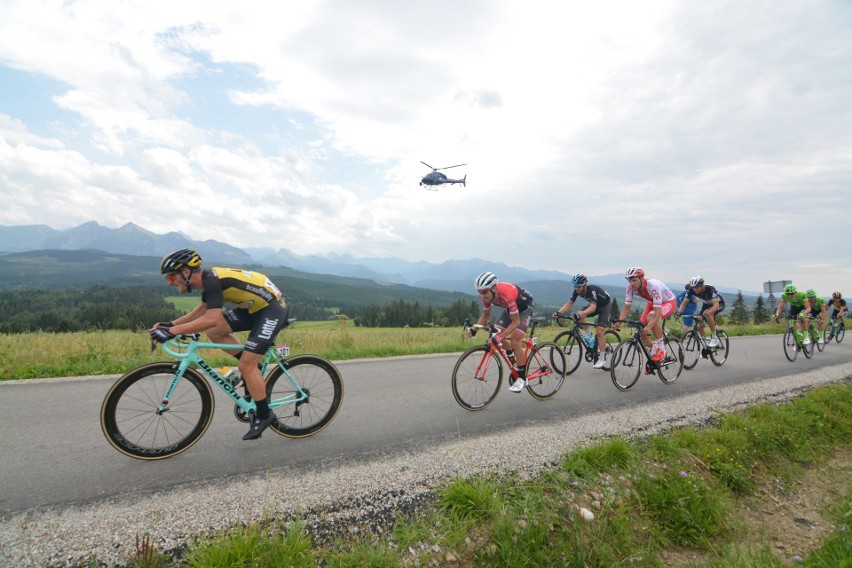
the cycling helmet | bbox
[689,275,704,288]
[571,273,587,287]
[160,248,203,274]
[624,266,645,279]
[474,272,498,291]
[783,284,797,295]
[805,289,817,298]
[832,291,842,299]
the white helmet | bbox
[689,275,704,287]
[474,272,498,291]
[624,266,645,279]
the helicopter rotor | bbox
[420,161,466,171]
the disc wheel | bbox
[101,363,214,460]
[681,330,700,370]
[452,345,503,410]
[658,337,684,384]
[709,330,730,366]
[552,331,583,375]
[610,339,641,391]
[265,355,344,438]
[525,342,566,401]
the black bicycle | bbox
[609,319,683,391]
[679,313,730,370]
[552,314,621,373]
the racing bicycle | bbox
[778,316,814,362]
[609,319,684,391]
[679,313,730,370]
[824,315,846,344]
[451,317,567,410]
[101,330,344,460]
[552,314,621,373]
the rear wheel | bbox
[552,331,582,375]
[265,355,344,438]
[783,327,799,362]
[452,345,503,410]
[658,337,684,384]
[101,363,214,460]
[709,330,730,366]
[610,340,641,391]
[681,330,700,370]
[525,342,566,400]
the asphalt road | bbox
[1,334,849,516]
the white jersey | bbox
[624,278,676,308]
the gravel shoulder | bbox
[2,362,851,567]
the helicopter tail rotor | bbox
[462,175,466,187]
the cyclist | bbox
[675,284,700,337]
[828,291,847,320]
[774,284,811,345]
[471,272,535,393]
[552,273,612,369]
[612,267,678,367]
[676,276,726,347]
[805,289,828,345]
[149,249,289,440]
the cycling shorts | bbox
[224,302,289,354]
[495,305,534,336]
[700,303,725,315]
[589,303,612,327]
[640,299,677,325]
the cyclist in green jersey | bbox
[805,289,828,345]
[149,249,289,440]
[774,284,812,345]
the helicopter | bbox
[419,161,467,190]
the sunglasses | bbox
[165,272,180,283]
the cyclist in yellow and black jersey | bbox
[149,249,288,441]
[829,292,847,319]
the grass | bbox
[118,383,851,567]
[3,318,844,381]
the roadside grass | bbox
[3,318,845,380]
[120,383,851,568]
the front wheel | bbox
[265,355,344,438]
[552,331,582,375]
[101,363,214,460]
[658,337,684,384]
[709,330,730,366]
[610,339,641,391]
[681,330,700,370]
[783,328,799,362]
[452,345,503,410]
[525,342,566,401]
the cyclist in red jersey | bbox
[470,272,535,393]
[612,267,677,365]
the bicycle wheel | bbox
[681,330,700,370]
[101,363,214,460]
[525,342,566,401]
[709,330,730,366]
[610,339,641,391]
[658,338,684,384]
[266,355,344,438]
[836,321,845,343]
[783,328,798,362]
[552,331,582,375]
[802,327,815,359]
[452,345,503,410]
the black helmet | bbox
[160,248,202,274]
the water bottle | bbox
[221,366,241,387]
[506,349,517,366]
[583,330,594,348]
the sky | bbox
[1,0,850,295]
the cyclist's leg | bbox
[513,307,534,367]
[240,304,288,438]
[639,304,655,350]
[209,310,246,357]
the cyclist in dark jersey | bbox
[676,276,725,347]
[552,273,612,369]
[471,272,535,393]
[149,249,288,440]
[828,292,847,319]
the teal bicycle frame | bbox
[159,336,304,415]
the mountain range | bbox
[0,221,758,301]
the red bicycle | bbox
[451,317,567,410]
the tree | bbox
[729,291,750,325]
[752,295,770,324]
